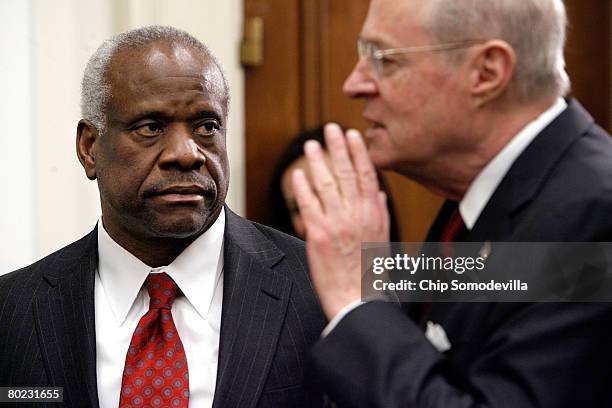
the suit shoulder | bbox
[0,231,94,292]
[250,221,307,259]
[524,125,612,239]
[248,221,316,294]
[551,125,612,200]
[250,221,311,277]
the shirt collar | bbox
[460,98,567,230]
[97,207,225,325]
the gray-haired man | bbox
[0,26,325,408]
[294,1,612,406]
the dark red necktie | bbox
[420,206,466,321]
[440,208,466,243]
[439,207,466,258]
[119,273,189,408]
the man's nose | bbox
[159,124,206,170]
[343,58,378,98]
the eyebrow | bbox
[125,109,224,126]
[195,109,224,121]
[360,34,396,49]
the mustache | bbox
[142,174,217,197]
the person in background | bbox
[269,126,400,241]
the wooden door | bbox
[565,0,610,129]
[245,0,611,241]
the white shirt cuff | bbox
[321,300,366,338]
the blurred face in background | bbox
[280,153,334,239]
[280,156,309,239]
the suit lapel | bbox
[213,208,292,408]
[33,229,99,408]
[423,99,595,330]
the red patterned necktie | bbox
[119,272,189,408]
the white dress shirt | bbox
[323,98,568,336]
[95,208,225,408]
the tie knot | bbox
[146,272,178,309]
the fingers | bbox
[324,123,359,203]
[292,168,322,226]
[304,139,343,213]
[346,129,380,196]
[379,191,390,241]
[294,123,382,227]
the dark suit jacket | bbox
[308,99,612,407]
[0,207,326,407]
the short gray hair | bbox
[423,0,570,102]
[81,25,229,134]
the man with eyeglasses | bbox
[293,0,612,407]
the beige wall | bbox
[32,0,113,269]
[0,0,244,273]
[0,0,34,271]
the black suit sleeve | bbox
[308,301,612,408]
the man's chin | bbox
[368,148,395,170]
[145,209,220,239]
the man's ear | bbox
[76,119,99,180]
[467,40,516,107]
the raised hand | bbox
[292,123,390,319]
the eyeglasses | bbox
[357,38,486,79]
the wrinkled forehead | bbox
[362,0,430,46]
[106,41,228,109]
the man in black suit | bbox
[292,0,612,406]
[0,26,325,407]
